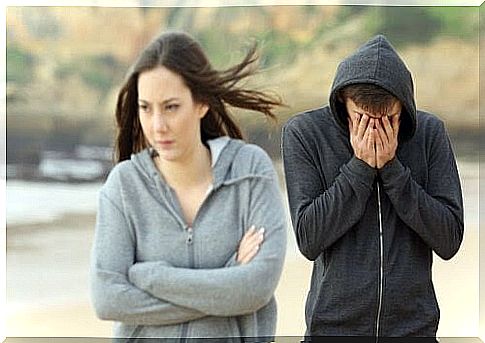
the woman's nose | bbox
[153,113,168,132]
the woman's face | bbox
[137,66,208,163]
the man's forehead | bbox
[349,100,401,118]
[362,112,400,119]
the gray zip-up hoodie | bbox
[281,35,464,337]
[90,136,286,341]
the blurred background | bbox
[5,3,481,339]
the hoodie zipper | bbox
[145,142,234,342]
[180,225,194,342]
[177,188,215,342]
[375,182,384,341]
[186,226,194,264]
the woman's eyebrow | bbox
[162,97,180,104]
[138,97,180,104]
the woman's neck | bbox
[155,142,213,189]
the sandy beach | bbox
[5,159,481,340]
[6,214,479,340]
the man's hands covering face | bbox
[348,113,400,169]
[375,115,400,168]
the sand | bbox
[5,211,480,340]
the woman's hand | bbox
[236,225,265,265]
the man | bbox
[281,35,464,340]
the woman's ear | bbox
[198,103,209,119]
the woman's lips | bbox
[156,140,174,147]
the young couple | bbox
[90,32,464,342]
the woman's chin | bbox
[155,149,181,163]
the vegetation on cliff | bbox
[6,5,480,162]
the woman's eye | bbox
[138,104,149,112]
[166,104,179,112]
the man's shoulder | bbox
[415,110,446,136]
[416,110,444,124]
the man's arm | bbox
[128,152,286,317]
[90,191,208,325]
[281,118,377,261]
[379,120,464,260]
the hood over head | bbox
[329,34,416,141]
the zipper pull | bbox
[186,227,193,245]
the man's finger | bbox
[391,115,400,138]
[365,120,374,150]
[375,128,384,152]
[381,116,393,142]
[357,114,369,140]
[362,119,371,144]
[375,121,389,146]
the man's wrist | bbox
[354,154,375,169]
[378,156,396,170]
[377,156,404,181]
[346,155,377,181]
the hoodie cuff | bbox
[343,156,377,188]
[378,157,407,187]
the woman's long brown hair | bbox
[114,31,284,163]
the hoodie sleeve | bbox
[90,190,208,325]
[379,120,464,260]
[127,153,286,317]
[281,118,377,260]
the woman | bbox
[90,31,287,341]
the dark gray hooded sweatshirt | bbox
[281,35,464,338]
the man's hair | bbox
[338,83,399,115]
